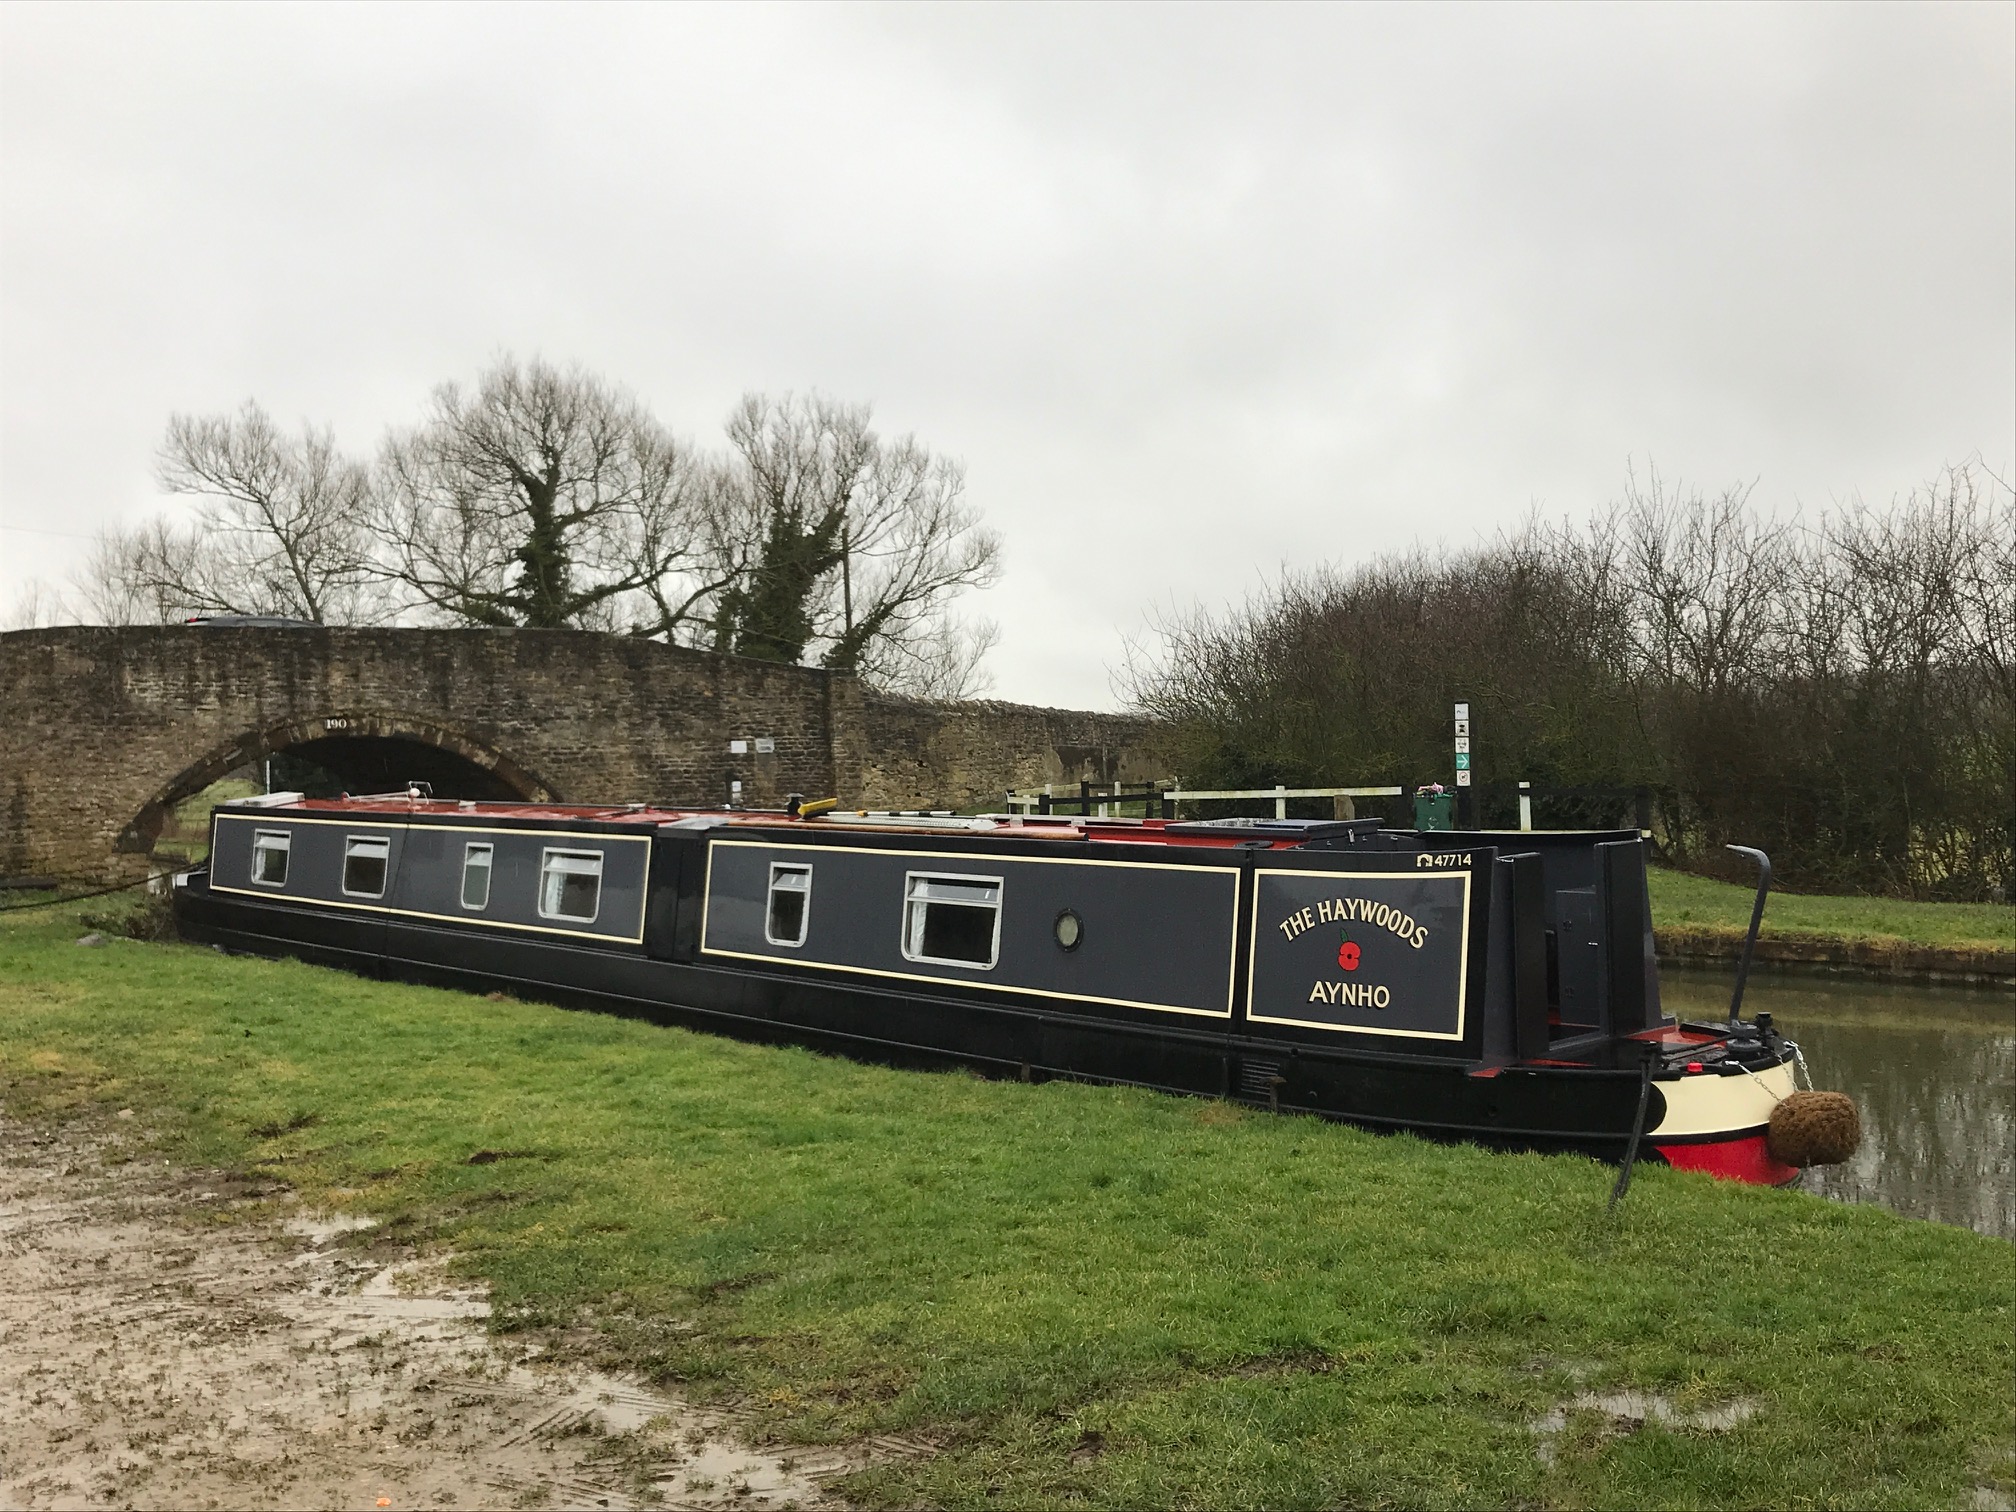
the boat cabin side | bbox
[198,801,1664,1065]
[206,804,652,946]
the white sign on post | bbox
[1453,703,1473,801]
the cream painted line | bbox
[701,839,1242,1019]
[1650,1059,1796,1139]
[208,814,649,945]
[213,812,644,844]
[1244,868,1472,1042]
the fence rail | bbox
[1001,783,1162,818]
[1000,781,1656,834]
[1166,785,1404,818]
[1002,782,1403,820]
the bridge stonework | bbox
[0,627,1167,882]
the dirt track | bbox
[0,1117,907,1510]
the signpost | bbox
[1453,702,1475,828]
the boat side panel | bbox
[210,812,409,913]
[368,909,1237,1095]
[391,822,649,944]
[209,811,648,944]
[700,840,1241,1019]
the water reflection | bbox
[1662,969,2014,1241]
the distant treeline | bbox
[1123,464,2014,900]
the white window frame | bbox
[765,862,813,948]
[900,870,1003,971]
[460,842,494,911]
[538,847,604,924]
[341,835,391,899]
[250,829,290,888]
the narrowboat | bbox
[172,790,1858,1186]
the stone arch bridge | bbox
[0,626,1164,882]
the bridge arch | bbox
[2,625,1163,882]
[116,710,562,857]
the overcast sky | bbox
[2,2,2010,709]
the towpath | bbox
[0,1115,895,1510]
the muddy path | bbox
[0,1117,915,1510]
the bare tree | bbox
[76,519,195,625]
[709,393,1000,692]
[819,430,1002,683]
[1614,467,1789,696]
[72,365,999,698]
[1,577,73,630]
[373,358,714,633]
[78,402,381,623]
[863,612,1002,700]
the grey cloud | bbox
[2,3,2008,707]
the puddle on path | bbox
[1529,1389,1757,1464]
[0,1120,918,1510]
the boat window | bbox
[902,872,1002,969]
[460,843,493,911]
[766,863,812,947]
[539,849,603,923]
[250,829,290,887]
[342,836,390,899]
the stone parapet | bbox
[0,626,1162,882]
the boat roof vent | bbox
[821,812,1002,832]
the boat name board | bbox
[1248,868,1472,1041]
[1276,895,1429,949]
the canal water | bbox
[1662,968,2014,1242]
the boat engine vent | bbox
[1237,1058,1286,1099]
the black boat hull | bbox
[176,881,1664,1161]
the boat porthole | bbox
[1054,909,1083,952]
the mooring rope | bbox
[0,863,201,914]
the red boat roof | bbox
[235,793,1321,850]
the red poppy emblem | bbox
[1337,939,1361,971]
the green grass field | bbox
[1646,868,2014,951]
[2,897,2009,1509]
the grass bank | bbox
[3,899,2011,1509]
[1647,868,2014,983]
[1646,869,2012,950]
